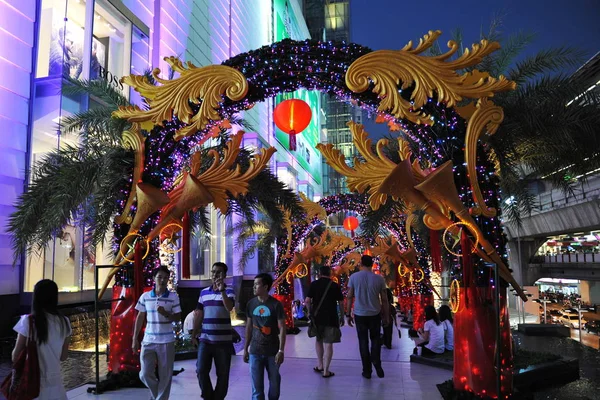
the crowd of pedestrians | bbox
[10,257,455,400]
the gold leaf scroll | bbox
[115,124,145,224]
[465,98,504,217]
[316,122,399,210]
[299,192,327,223]
[163,131,276,216]
[346,30,515,124]
[114,58,248,140]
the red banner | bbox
[429,229,443,273]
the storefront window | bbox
[130,25,150,106]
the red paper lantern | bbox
[343,216,359,237]
[273,99,312,151]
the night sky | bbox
[349,0,600,138]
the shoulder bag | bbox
[308,280,333,338]
[1,315,41,400]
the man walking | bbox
[192,262,235,400]
[244,273,286,400]
[305,266,343,378]
[346,255,390,379]
[133,266,182,400]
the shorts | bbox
[315,325,342,343]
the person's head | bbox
[319,265,331,277]
[439,305,453,324]
[254,273,273,297]
[153,266,170,290]
[32,279,67,343]
[424,305,440,325]
[211,262,228,285]
[32,279,59,316]
[361,255,373,268]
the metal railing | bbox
[533,176,600,214]
[531,253,600,264]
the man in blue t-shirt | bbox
[192,262,235,400]
[244,273,286,400]
[346,255,390,379]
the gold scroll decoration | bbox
[316,122,400,210]
[345,30,515,125]
[299,192,327,223]
[99,132,276,299]
[114,125,145,224]
[113,58,249,140]
[464,98,504,217]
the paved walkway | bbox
[67,322,451,399]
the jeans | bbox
[354,314,382,374]
[196,342,233,400]
[249,354,281,400]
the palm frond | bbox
[61,77,130,108]
[8,144,134,259]
[507,47,587,86]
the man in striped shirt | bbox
[192,262,235,400]
[133,266,182,400]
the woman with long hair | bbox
[438,305,454,352]
[12,279,71,399]
[413,305,445,356]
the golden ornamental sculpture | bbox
[98,131,275,298]
[378,159,526,300]
[113,57,249,140]
[345,30,515,125]
[299,192,327,223]
[316,122,401,210]
[464,98,504,217]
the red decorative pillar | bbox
[182,212,191,279]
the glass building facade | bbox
[0,0,319,311]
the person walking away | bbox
[381,287,397,349]
[305,266,344,378]
[12,279,71,400]
[345,255,390,379]
[243,273,286,400]
[413,305,445,356]
[133,266,182,400]
[192,262,235,400]
[439,305,454,352]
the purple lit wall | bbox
[0,0,36,295]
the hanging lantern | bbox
[273,99,312,151]
[363,248,372,256]
[343,216,359,237]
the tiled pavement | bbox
[67,322,451,399]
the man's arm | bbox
[275,317,287,365]
[191,309,204,347]
[132,311,146,352]
[345,286,355,327]
[221,291,234,312]
[243,317,252,363]
[304,297,312,316]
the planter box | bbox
[517,324,570,337]
[513,357,579,391]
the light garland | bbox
[449,278,461,313]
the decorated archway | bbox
[106,31,525,399]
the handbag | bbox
[231,328,242,344]
[1,315,41,400]
[308,280,333,338]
